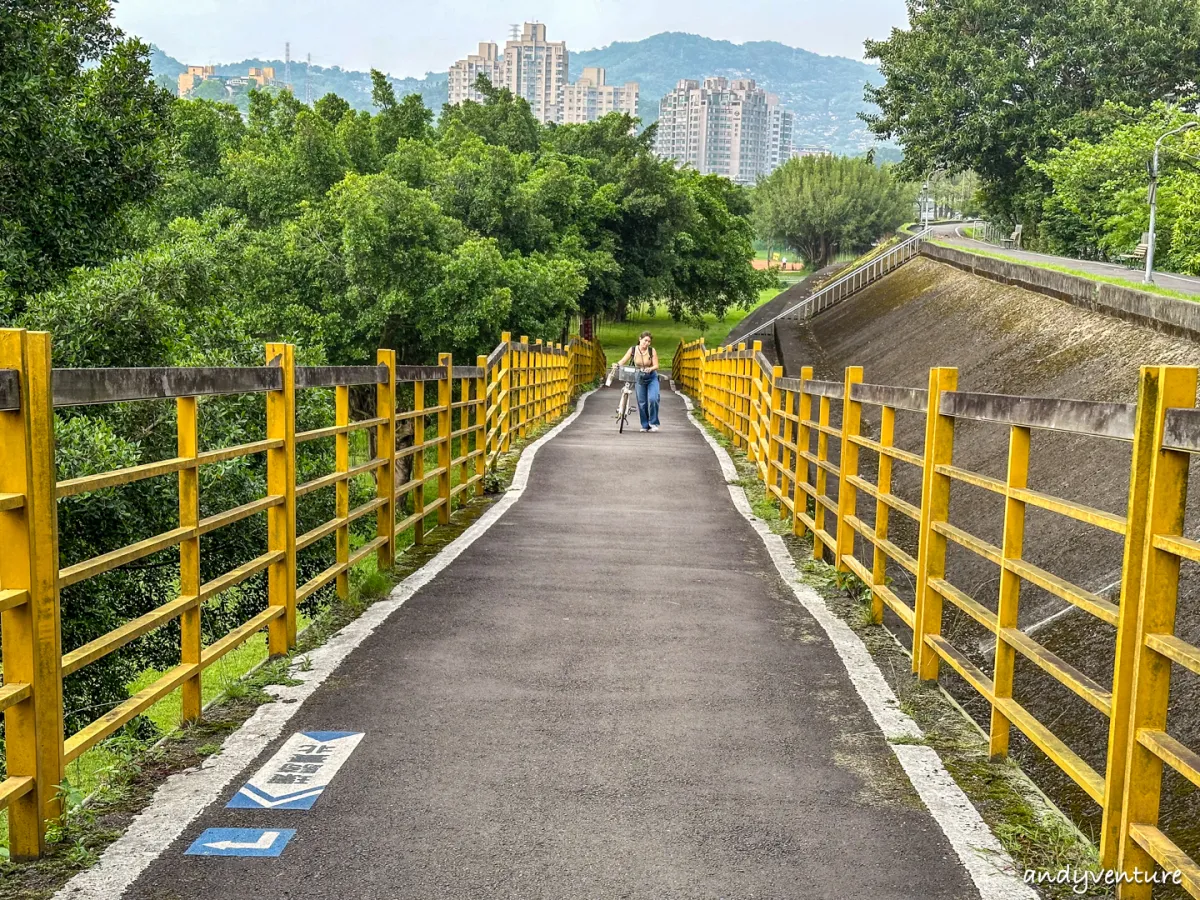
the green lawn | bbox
[597,288,782,365]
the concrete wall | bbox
[773,254,1200,832]
[921,242,1200,341]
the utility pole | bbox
[1146,121,1198,284]
[305,52,312,104]
[285,42,291,92]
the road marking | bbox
[54,390,597,900]
[679,391,1036,900]
[228,731,363,810]
[185,829,295,858]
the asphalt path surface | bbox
[124,387,981,900]
[930,223,1200,296]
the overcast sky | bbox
[113,0,908,77]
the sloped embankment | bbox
[776,256,1200,845]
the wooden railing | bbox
[0,328,606,858]
[674,337,1200,898]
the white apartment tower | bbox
[655,78,793,183]
[500,23,568,124]
[562,67,639,123]
[766,94,795,171]
[448,42,504,105]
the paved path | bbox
[118,386,987,900]
[931,223,1200,296]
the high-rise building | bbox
[500,23,568,124]
[447,23,571,125]
[562,67,638,124]
[766,94,794,172]
[654,77,779,184]
[448,42,505,106]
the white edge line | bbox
[56,390,598,900]
[678,392,1036,900]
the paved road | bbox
[931,223,1200,296]
[122,387,982,900]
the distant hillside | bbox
[151,46,446,115]
[574,33,886,155]
[151,33,893,157]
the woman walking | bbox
[617,331,660,432]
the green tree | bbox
[371,70,434,153]
[437,76,542,155]
[1034,103,1200,270]
[753,155,912,267]
[0,0,171,297]
[864,0,1200,224]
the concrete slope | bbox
[775,255,1200,837]
[120,386,981,900]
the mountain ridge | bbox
[150,32,890,156]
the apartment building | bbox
[177,65,276,97]
[501,23,568,124]
[766,94,794,172]
[562,67,639,124]
[177,65,215,96]
[448,42,504,105]
[655,77,787,184]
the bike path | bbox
[116,386,984,899]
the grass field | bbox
[597,288,782,365]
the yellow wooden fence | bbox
[674,337,1200,898]
[0,328,606,858]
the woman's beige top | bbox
[633,346,656,369]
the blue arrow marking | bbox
[185,828,295,857]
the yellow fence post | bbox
[411,377,426,546]
[913,366,958,679]
[1099,365,1160,868]
[836,367,864,573]
[518,337,529,439]
[989,424,1030,759]
[376,349,396,570]
[500,332,512,452]
[438,353,452,525]
[697,339,707,415]
[813,386,833,562]
[475,355,487,496]
[177,395,202,722]
[868,401,896,623]
[793,365,814,539]
[0,328,63,856]
[1116,365,1197,894]
[457,366,469,498]
[768,365,784,499]
[266,342,297,654]
[335,384,351,599]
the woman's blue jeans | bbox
[635,373,660,429]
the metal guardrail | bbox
[741,229,932,338]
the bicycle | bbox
[606,363,639,433]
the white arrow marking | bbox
[203,831,279,851]
[234,787,324,808]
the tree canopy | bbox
[863,0,1200,225]
[752,155,913,268]
[0,0,170,298]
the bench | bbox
[1117,232,1151,268]
[1000,224,1023,249]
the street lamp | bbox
[1146,121,1198,284]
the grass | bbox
[597,288,782,365]
[931,239,1199,303]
